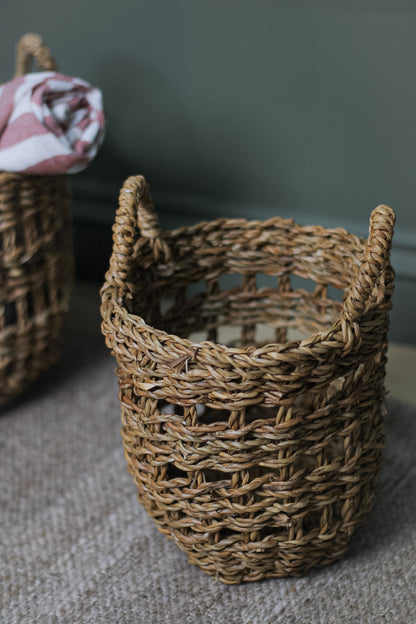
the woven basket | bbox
[101,175,395,584]
[0,34,73,405]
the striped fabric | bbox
[0,71,105,174]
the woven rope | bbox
[14,33,57,78]
[101,175,395,584]
[0,35,73,404]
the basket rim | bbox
[101,175,396,372]
[150,213,366,246]
[104,288,337,355]
[102,213,356,368]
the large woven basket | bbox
[101,175,395,584]
[0,35,73,405]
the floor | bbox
[385,343,416,407]
[1,282,414,623]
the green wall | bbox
[1,0,415,342]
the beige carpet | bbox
[1,284,415,624]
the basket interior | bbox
[130,218,365,348]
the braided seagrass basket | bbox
[0,34,73,404]
[101,175,395,584]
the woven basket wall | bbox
[101,175,395,584]
[0,35,73,405]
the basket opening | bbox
[203,468,232,483]
[327,284,344,303]
[26,291,35,318]
[186,280,207,299]
[290,275,317,293]
[324,436,345,461]
[293,453,316,474]
[165,462,188,480]
[218,273,244,291]
[13,222,25,252]
[192,404,280,428]
[159,402,186,417]
[257,525,287,541]
[195,406,230,426]
[34,207,46,237]
[151,270,344,348]
[3,301,17,326]
[256,274,279,290]
[2,361,16,379]
[43,283,51,308]
[132,216,361,348]
[4,289,51,326]
[302,510,322,534]
[212,525,290,545]
[215,528,239,543]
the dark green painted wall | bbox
[1,1,415,342]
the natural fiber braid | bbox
[101,175,395,584]
[14,33,57,78]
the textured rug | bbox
[1,284,415,624]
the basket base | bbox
[119,381,384,584]
[137,491,375,584]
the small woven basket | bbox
[0,34,73,405]
[101,175,395,584]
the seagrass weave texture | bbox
[0,35,73,404]
[101,175,395,584]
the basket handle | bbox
[108,175,171,288]
[342,205,395,323]
[14,33,57,77]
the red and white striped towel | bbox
[0,71,106,174]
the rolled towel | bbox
[0,71,106,174]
